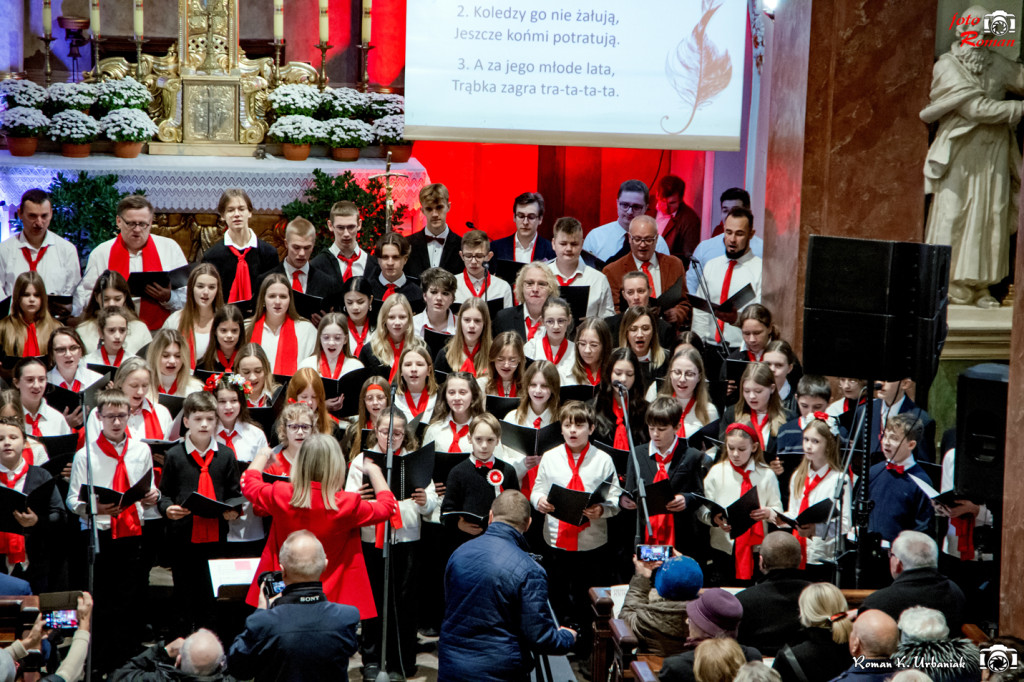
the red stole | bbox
[109,234,168,329]
[227,246,252,303]
[0,464,28,562]
[251,316,298,375]
[448,421,469,453]
[729,461,764,580]
[460,344,479,375]
[348,320,368,357]
[676,396,696,438]
[795,472,824,569]
[96,436,142,539]
[554,444,591,551]
[217,348,236,372]
[320,354,344,380]
[542,336,568,365]
[23,321,40,357]
[190,448,220,543]
[647,444,676,545]
[610,401,630,450]
[101,347,125,367]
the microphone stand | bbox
[375,381,400,682]
[826,387,869,587]
[688,257,731,360]
[81,392,99,682]
[616,385,652,546]
[828,385,875,589]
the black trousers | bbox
[417,521,448,631]
[361,539,419,674]
[81,528,145,673]
[546,544,611,654]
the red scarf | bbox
[337,250,360,281]
[387,338,404,384]
[251,316,298,375]
[555,444,591,551]
[60,378,82,392]
[141,405,164,439]
[24,413,42,438]
[219,429,237,454]
[0,464,28,562]
[676,396,696,438]
[21,245,48,271]
[186,331,197,371]
[749,411,769,450]
[348,320,368,357]
[542,336,568,365]
[227,246,252,303]
[462,270,491,298]
[448,421,469,452]
[320,354,344,380]
[460,344,480,375]
[403,390,430,418]
[519,415,544,499]
[23,321,39,357]
[96,436,142,539]
[498,381,517,398]
[109,234,168,329]
[524,314,542,341]
[745,350,762,362]
[647,444,676,545]
[584,366,601,387]
[729,461,764,580]
[951,515,976,560]
[217,348,236,371]
[610,401,630,450]
[374,451,404,549]
[795,472,824,569]
[556,272,580,286]
[159,379,178,395]
[190,447,220,543]
[101,346,125,367]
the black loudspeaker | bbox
[802,236,951,381]
[955,363,1008,504]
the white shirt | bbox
[690,250,762,347]
[0,231,81,297]
[413,310,456,336]
[687,234,766,293]
[224,228,259,252]
[217,420,268,542]
[346,452,438,543]
[47,364,104,391]
[77,319,152,357]
[501,406,555,480]
[582,221,670,263]
[67,436,158,530]
[544,260,615,319]
[785,465,852,565]
[940,449,992,560]
[454,271,513,308]
[23,401,73,437]
[86,398,172,441]
[252,319,317,373]
[424,419,472,455]
[425,227,450,269]
[523,333,575,378]
[74,234,188,315]
[296,354,364,377]
[699,460,782,554]
[531,443,620,552]
[328,243,368,279]
[162,310,211,363]
[393,390,437,425]
[632,255,662,297]
[879,395,906,431]
[82,348,136,368]
[514,233,538,264]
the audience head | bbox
[898,607,949,644]
[849,609,899,659]
[490,490,532,533]
[798,582,852,644]
[723,207,755,259]
[734,662,781,682]
[654,555,703,602]
[686,588,743,639]
[693,637,746,682]
[720,187,750,223]
[628,215,659,263]
[759,530,802,573]
[616,179,649,229]
[279,530,328,584]
[655,175,686,216]
[890,531,938,577]
[179,628,226,676]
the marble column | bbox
[760,0,936,352]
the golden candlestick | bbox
[270,39,284,87]
[40,35,56,86]
[316,41,330,91]
[132,36,146,81]
[356,42,374,92]
[91,34,104,81]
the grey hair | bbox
[280,529,327,581]
[734,662,782,682]
[179,628,225,676]
[888,670,933,682]
[891,531,938,569]
[898,607,949,643]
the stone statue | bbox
[921,4,1024,308]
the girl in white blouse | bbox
[147,329,203,397]
[479,331,524,398]
[523,297,576,379]
[82,306,135,369]
[502,360,562,486]
[297,312,365,412]
[392,343,438,424]
[163,263,222,369]
[655,346,719,440]
[16,358,72,438]
[236,344,278,408]
[245,273,317,376]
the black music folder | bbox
[692,486,760,539]
[547,475,615,527]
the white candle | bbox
[319,0,329,44]
[361,0,371,44]
[90,0,100,37]
[133,0,143,39]
[43,0,52,37]
[273,0,283,41]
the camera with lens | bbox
[984,10,1015,37]
[981,643,1019,673]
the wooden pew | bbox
[590,587,615,682]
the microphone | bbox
[612,381,628,393]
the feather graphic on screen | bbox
[661,0,733,135]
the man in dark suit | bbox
[403,183,463,279]
[228,531,359,682]
[604,272,676,350]
[735,532,811,658]
[255,217,341,322]
[490,192,555,263]
[860,531,966,634]
[654,175,702,264]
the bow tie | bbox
[474,460,494,469]
[885,462,905,475]
[426,235,446,246]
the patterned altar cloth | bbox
[0,152,430,219]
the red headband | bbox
[367,384,385,394]
[725,422,761,445]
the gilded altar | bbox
[86,0,318,153]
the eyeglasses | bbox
[515,213,540,222]
[53,345,81,355]
[497,358,520,368]
[618,202,645,212]
[630,236,657,245]
[462,253,487,261]
[671,370,700,381]
[121,221,150,230]
[100,413,130,422]
[286,423,313,433]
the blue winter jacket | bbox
[438,522,575,682]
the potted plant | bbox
[100,107,158,158]
[372,114,412,162]
[49,109,102,157]
[323,118,374,161]
[267,83,321,117]
[321,87,370,121]
[46,82,96,115]
[366,92,404,120]
[93,77,152,118]
[0,80,47,109]
[0,107,50,157]
[268,115,322,161]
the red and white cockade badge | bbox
[488,469,504,488]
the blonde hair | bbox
[798,582,852,644]
[659,347,713,425]
[147,329,194,397]
[444,297,492,377]
[114,356,158,405]
[513,262,559,306]
[275,402,316,444]
[790,417,842,500]
[693,638,746,682]
[733,362,788,434]
[287,368,332,435]
[289,433,347,510]
[368,293,415,365]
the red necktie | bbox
[25,414,42,438]
[746,350,762,362]
[542,336,568,365]
[387,338,404,383]
[448,421,469,452]
[951,515,976,561]
[474,459,494,469]
[460,344,479,375]
[101,347,125,367]
[61,379,82,392]
[219,430,237,454]
[404,390,429,418]
[555,444,591,550]
[524,315,542,341]
[885,462,906,475]
[190,448,219,543]
[729,461,764,580]
[24,323,39,357]
[715,260,737,343]
[641,262,656,294]
[647,448,675,545]
[749,412,768,450]
[584,366,600,386]
[611,401,629,450]
[383,284,396,301]
[217,349,236,371]
[795,473,824,569]
[463,270,490,298]
[291,269,304,293]
[348,320,368,357]
[533,417,543,429]
[21,246,48,271]
[0,465,28,563]
[227,247,252,303]
[338,251,359,280]
[96,436,142,539]
[676,396,696,438]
